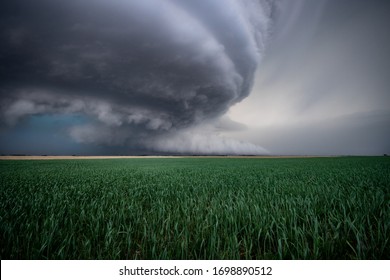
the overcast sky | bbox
[1,0,389,155]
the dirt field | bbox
[0,155,333,160]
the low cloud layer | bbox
[0,0,277,154]
[145,124,269,155]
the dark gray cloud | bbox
[0,0,277,154]
[4,0,387,156]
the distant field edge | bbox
[0,155,357,160]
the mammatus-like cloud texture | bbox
[0,0,277,154]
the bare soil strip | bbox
[0,155,335,160]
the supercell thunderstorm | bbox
[0,0,278,154]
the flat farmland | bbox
[0,157,389,259]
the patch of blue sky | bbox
[0,114,99,155]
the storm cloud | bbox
[0,0,277,154]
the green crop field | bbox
[0,157,389,259]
